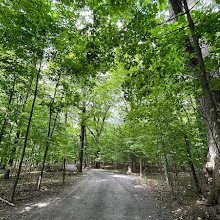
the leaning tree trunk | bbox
[37,74,61,189]
[0,77,16,144]
[169,0,220,205]
[10,65,41,202]
[3,76,34,179]
[37,111,59,189]
[183,0,220,204]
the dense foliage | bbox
[0,0,219,203]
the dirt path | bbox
[2,170,174,220]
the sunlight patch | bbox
[20,200,54,213]
[24,206,31,212]
[111,174,132,179]
[134,185,143,189]
[36,202,50,208]
[96,179,109,183]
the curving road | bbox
[7,170,174,220]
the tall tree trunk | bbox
[169,0,220,205]
[3,76,34,179]
[183,0,220,204]
[37,74,61,189]
[183,0,220,142]
[88,127,98,168]
[127,149,135,173]
[84,129,87,168]
[78,106,85,172]
[162,145,172,188]
[95,151,100,169]
[65,112,68,124]
[0,77,16,144]
[88,104,110,169]
[37,111,59,189]
[10,65,41,202]
[3,146,16,179]
[184,133,202,194]
[140,154,143,178]
[157,120,174,195]
[179,113,202,194]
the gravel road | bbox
[6,170,174,220]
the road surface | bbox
[5,170,174,220]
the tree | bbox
[169,0,220,205]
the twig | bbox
[0,197,15,206]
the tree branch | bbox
[87,126,96,139]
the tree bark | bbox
[65,112,68,124]
[157,120,174,195]
[140,154,143,178]
[184,133,202,194]
[95,151,100,169]
[84,129,87,168]
[0,77,16,144]
[78,106,85,172]
[169,0,220,205]
[3,145,16,179]
[87,105,110,169]
[183,0,220,204]
[37,110,59,189]
[3,76,34,179]
[127,149,135,173]
[179,112,202,194]
[37,74,61,189]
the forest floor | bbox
[136,173,218,220]
[0,166,219,220]
[0,165,82,217]
[101,168,219,220]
